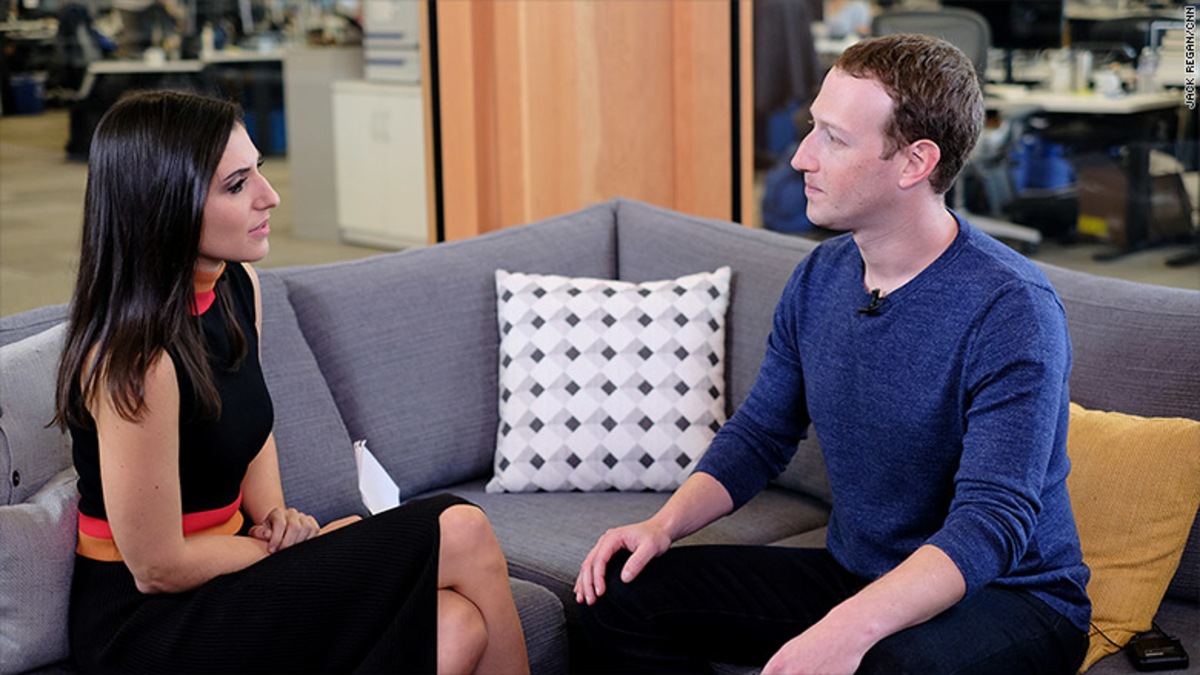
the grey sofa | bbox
[2,197,1197,674]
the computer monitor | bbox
[943,0,1065,51]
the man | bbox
[574,34,1091,674]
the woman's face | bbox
[197,124,279,271]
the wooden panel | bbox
[435,0,753,240]
[419,0,436,242]
[740,0,755,227]
[671,0,732,221]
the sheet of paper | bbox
[353,439,401,514]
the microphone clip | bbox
[858,289,885,315]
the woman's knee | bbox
[438,589,487,674]
[439,505,506,579]
[441,505,497,550]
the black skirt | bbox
[69,493,469,674]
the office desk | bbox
[69,52,286,158]
[202,52,286,155]
[68,60,208,158]
[0,19,58,114]
[77,60,206,100]
[985,88,1185,257]
[985,88,1182,115]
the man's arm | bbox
[764,544,965,674]
[575,471,734,605]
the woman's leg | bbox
[437,504,529,674]
[437,589,487,674]
[71,495,463,674]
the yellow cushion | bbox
[1066,403,1200,672]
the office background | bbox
[1,0,1197,319]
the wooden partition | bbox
[433,0,754,241]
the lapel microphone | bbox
[858,288,885,315]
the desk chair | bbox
[872,8,990,80]
[54,4,108,96]
[871,8,1044,251]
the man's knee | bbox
[858,632,939,675]
[578,551,661,656]
[580,551,638,628]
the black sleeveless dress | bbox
[68,264,464,673]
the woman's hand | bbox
[248,507,320,553]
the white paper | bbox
[353,439,401,514]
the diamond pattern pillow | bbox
[488,267,731,493]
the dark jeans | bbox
[579,546,1088,674]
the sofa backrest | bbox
[278,202,618,501]
[1037,262,1200,603]
[0,323,71,507]
[611,198,820,412]
[2,199,1196,604]
[0,304,69,348]
[1038,262,1200,421]
[257,271,365,523]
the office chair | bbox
[872,8,991,81]
[871,8,1044,250]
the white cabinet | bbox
[284,47,364,242]
[332,80,428,249]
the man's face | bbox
[790,68,910,231]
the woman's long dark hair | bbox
[54,90,247,429]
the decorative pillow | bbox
[0,468,79,673]
[1066,403,1200,672]
[488,267,731,493]
[0,323,72,506]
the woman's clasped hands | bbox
[248,508,362,554]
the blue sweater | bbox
[695,215,1092,632]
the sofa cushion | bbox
[488,267,731,493]
[280,203,617,498]
[257,271,365,523]
[0,468,78,673]
[1085,598,1198,674]
[1066,403,1200,671]
[0,323,72,506]
[510,578,569,675]
[439,479,829,622]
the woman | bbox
[53,89,528,674]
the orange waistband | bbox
[77,510,244,562]
[76,494,245,562]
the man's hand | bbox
[247,507,320,553]
[574,520,672,606]
[763,544,966,674]
[761,616,871,675]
